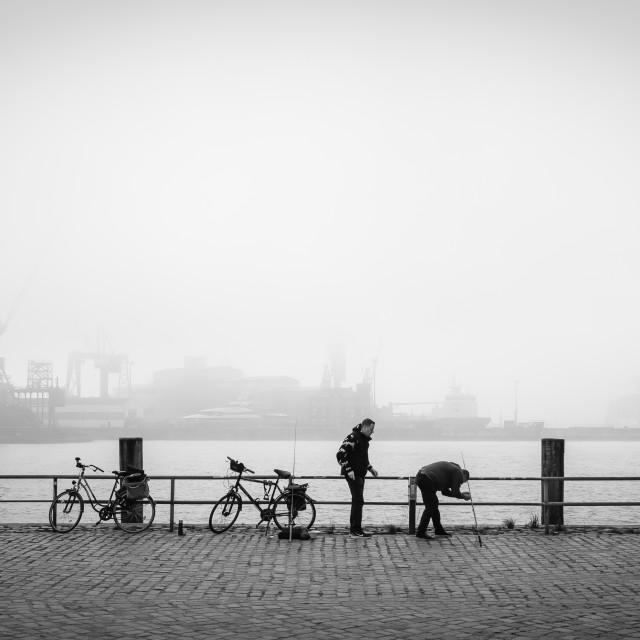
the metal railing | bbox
[1,474,639,534]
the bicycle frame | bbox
[226,472,285,521]
[70,468,122,514]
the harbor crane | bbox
[66,330,130,399]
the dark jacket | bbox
[336,427,372,478]
[417,461,466,499]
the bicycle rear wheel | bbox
[113,495,156,533]
[272,493,316,531]
[49,491,84,533]
[209,493,241,533]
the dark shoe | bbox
[434,529,452,537]
[415,532,434,540]
[350,530,372,538]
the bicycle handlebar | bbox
[74,457,104,473]
[226,456,254,474]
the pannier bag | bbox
[285,483,308,511]
[122,473,150,500]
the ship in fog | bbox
[387,382,491,439]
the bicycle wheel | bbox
[209,493,241,533]
[272,493,316,531]
[113,495,156,533]
[49,491,84,533]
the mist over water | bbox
[2,439,639,526]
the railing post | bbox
[541,438,564,531]
[169,478,176,532]
[52,477,58,527]
[542,477,549,534]
[408,476,417,534]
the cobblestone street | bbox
[1,524,639,639]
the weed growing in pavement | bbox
[325,522,336,535]
[503,518,516,529]
[528,513,540,529]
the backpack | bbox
[277,526,310,540]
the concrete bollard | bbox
[541,438,564,532]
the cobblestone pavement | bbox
[1,524,640,639]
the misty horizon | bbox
[2,1,639,427]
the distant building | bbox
[309,383,372,431]
[606,393,640,428]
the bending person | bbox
[415,461,470,539]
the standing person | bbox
[336,418,379,538]
[414,461,470,539]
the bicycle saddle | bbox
[274,469,291,479]
[112,470,128,477]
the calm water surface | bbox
[1,439,639,526]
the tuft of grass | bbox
[325,522,336,535]
[385,523,399,534]
[503,517,516,530]
[528,513,540,529]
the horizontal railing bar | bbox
[4,499,640,507]
[2,475,640,481]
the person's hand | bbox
[461,491,471,501]
[370,467,379,478]
[347,471,355,480]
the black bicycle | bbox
[209,457,316,533]
[49,457,156,534]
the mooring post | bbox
[119,438,144,525]
[408,476,417,534]
[119,437,143,473]
[541,438,564,533]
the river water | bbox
[1,439,639,527]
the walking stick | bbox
[461,452,482,546]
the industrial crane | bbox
[66,329,130,399]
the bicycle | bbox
[209,457,316,533]
[49,457,156,534]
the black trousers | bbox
[416,473,444,533]
[345,474,365,532]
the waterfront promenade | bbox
[1,524,639,639]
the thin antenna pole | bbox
[461,452,482,546]
[289,420,298,543]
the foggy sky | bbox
[1,1,639,426]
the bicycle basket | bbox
[122,473,150,500]
[229,460,245,473]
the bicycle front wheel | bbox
[272,493,316,531]
[49,491,84,533]
[113,495,156,533]
[209,493,241,533]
